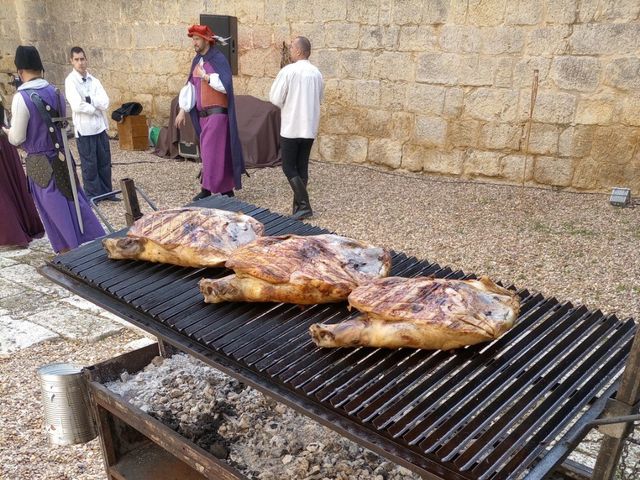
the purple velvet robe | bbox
[0,133,44,247]
[18,83,104,253]
[188,47,245,192]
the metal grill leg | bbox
[592,330,640,479]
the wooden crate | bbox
[117,115,148,151]
[83,343,246,480]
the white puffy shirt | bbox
[269,59,323,139]
[64,69,110,137]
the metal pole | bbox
[521,69,539,188]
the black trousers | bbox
[280,136,314,181]
[77,130,113,198]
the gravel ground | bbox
[2,139,639,479]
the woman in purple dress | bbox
[2,46,104,253]
[0,115,45,247]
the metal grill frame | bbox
[40,196,636,480]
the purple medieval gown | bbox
[0,133,44,247]
[17,83,104,253]
[190,63,235,194]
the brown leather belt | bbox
[199,106,228,117]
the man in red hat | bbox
[175,24,245,201]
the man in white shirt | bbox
[64,46,115,201]
[269,36,323,220]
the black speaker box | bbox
[200,14,238,75]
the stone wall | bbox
[2,0,640,192]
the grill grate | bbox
[45,196,636,480]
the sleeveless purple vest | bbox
[19,84,66,156]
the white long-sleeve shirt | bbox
[64,69,110,137]
[269,59,323,139]
[6,78,49,146]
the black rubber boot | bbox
[292,178,307,215]
[288,176,312,220]
[192,188,211,201]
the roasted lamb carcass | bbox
[310,276,519,350]
[103,207,265,268]
[199,234,392,304]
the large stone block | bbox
[550,56,601,92]
[421,147,465,175]
[620,95,640,126]
[520,90,576,124]
[571,157,600,190]
[526,123,561,155]
[440,25,481,53]
[339,50,373,79]
[398,26,438,52]
[479,123,521,150]
[251,25,274,49]
[513,57,552,87]
[313,0,347,21]
[416,53,494,86]
[324,22,360,49]
[314,49,341,79]
[359,26,399,50]
[406,83,445,114]
[500,154,534,183]
[605,57,640,91]
[240,49,267,76]
[505,0,543,24]
[466,88,519,122]
[265,2,286,23]
[414,115,447,146]
[575,97,615,125]
[245,76,276,99]
[494,57,514,87]
[463,150,502,177]
[393,0,424,25]
[235,0,264,23]
[467,0,506,26]
[600,0,640,21]
[319,135,368,163]
[590,126,637,166]
[480,27,525,54]
[559,126,595,157]
[380,81,407,110]
[570,24,640,55]
[367,138,402,168]
[355,80,381,107]
[423,0,449,24]
[526,26,571,55]
[357,108,394,137]
[290,23,324,49]
[443,88,464,118]
[391,112,414,141]
[533,156,574,187]
[449,120,481,148]
[545,0,577,23]
[372,51,414,82]
[346,0,379,24]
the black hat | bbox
[111,102,143,122]
[14,45,44,72]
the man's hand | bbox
[194,64,206,79]
[175,109,186,129]
[1,126,9,136]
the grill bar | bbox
[44,196,635,480]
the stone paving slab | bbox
[0,278,26,300]
[28,307,124,343]
[0,264,71,298]
[0,315,59,357]
[0,257,18,268]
